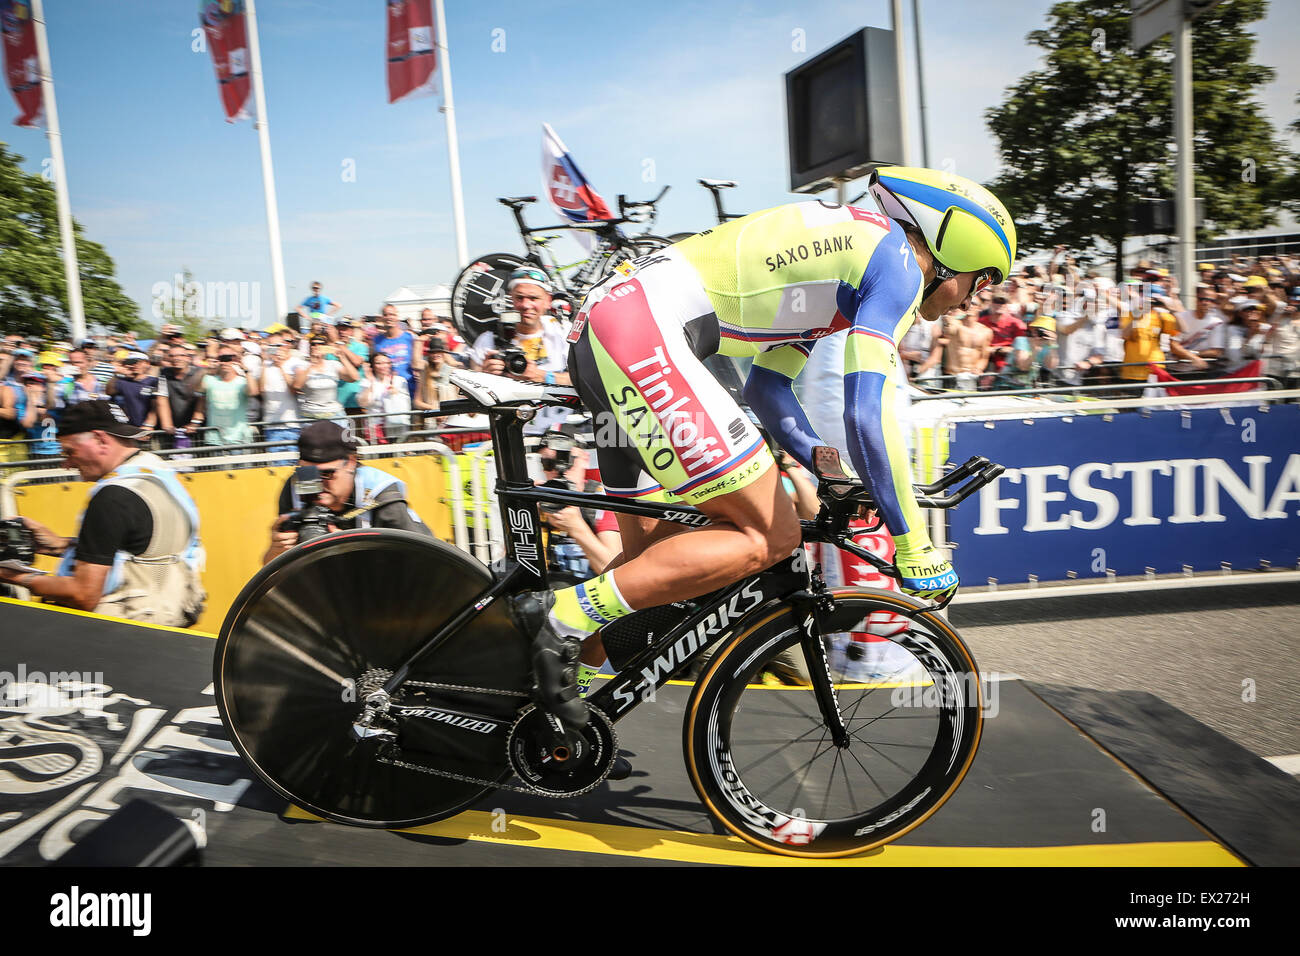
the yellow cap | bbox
[1244,275,1268,289]
[1028,315,1056,333]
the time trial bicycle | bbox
[214,371,1001,857]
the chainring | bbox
[506,705,617,797]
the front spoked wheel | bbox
[684,588,982,857]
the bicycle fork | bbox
[789,582,851,749]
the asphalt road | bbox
[949,581,1300,763]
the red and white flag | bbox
[198,0,251,123]
[387,0,437,103]
[541,123,612,252]
[1,1,41,128]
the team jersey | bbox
[671,201,922,355]
[571,200,932,553]
[678,201,928,550]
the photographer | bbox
[534,429,618,586]
[468,268,570,387]
[262,420,432,564]
[0,401,205,625]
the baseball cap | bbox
[1028,315,1056,333]
[298,421,358,463]
[37,351,63,368]
[57,400,150,440]
[506,267,553,293]
[122,350,149,364]
[219,328,245,341]
[265,322,291,334]
[1243,275,1268,289]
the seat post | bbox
[487,408,547,586]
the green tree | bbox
[0,141,142,339]
[984,0,1292,280]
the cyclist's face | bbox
[510,284,551,325]
[920,271,987,322]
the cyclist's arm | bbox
[841,228,930,555]
[742,342,825,474]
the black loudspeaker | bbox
[51,799,201,867]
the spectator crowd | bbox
[0,280,482,467]
[4,254,1299,470]
[898,250,1300,396]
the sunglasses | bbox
[218,354,238,362]
[970,269,1001,297]
[317,467,344,480]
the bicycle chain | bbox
[374,680,607,797]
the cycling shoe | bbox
[508,591,590,743]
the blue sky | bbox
[4,0,1297,329]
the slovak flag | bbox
[542,123,612,251]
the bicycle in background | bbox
[449,191,672,344]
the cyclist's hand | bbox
[895,546,959,603]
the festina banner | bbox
[946,405,1300,582]
[542,123,612,252]
[386,0,436,103]
[1,0,41,128]
[198,0,251,123]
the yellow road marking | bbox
[282,806,1240,866]
[0,595,217,638]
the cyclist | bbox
[510,165,1017,744]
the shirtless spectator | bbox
[898,317,943,385]
[942,306,993,391]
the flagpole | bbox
[433,0,467,269]
[30,0,85,343]
[244,0,288,326]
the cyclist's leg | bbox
[545,256,800,640]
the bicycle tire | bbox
[683,587,982,857]
[449,252,528,344]
[630,234,673,254]
[214,529,531,829]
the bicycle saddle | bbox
[699,179,737,189]
[449,370,579,410]
[499,196,538,208]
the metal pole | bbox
[31,0,85,343]
[912,0,930,167]
[890,0,913,166]
[245,0,289,326]
[1173,15,1195,300]
[433,0,468,269]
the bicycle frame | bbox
[377,394,1002,745]
[505,203,635,299]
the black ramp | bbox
[0,599,1243,865]
[1027,682,1300,867]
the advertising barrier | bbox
[947,404,1300,583]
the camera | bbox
[0,517,36,565]
[492,317,529,376]
[424,334,448,356]
[537,430,584,515]
[282,465,334,543]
